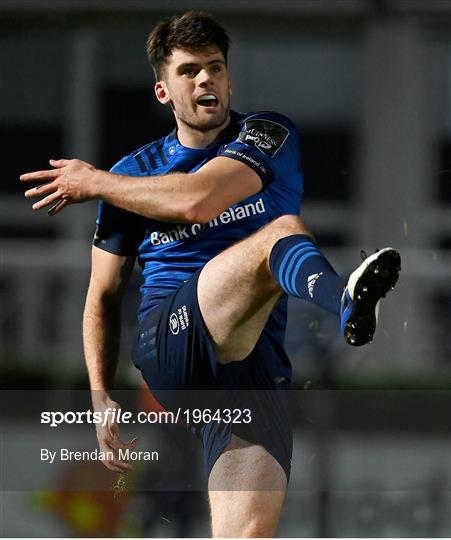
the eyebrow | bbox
[176,59,226,71]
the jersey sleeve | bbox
[92,159,146,257]
[217,112,301,189]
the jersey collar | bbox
[165,110,241,151]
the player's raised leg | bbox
[208,435,286,538]
[198,214,401,362]
[198,214,307,363]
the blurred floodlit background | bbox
[1,0,451,537]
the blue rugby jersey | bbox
[94,110,303,368]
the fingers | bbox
[20,168,60,182]
[48,199,68,216]
[22,163,65,215]
[24,179,70,216]
[97,426,139,473]
[49,158,70,168]
[20,157,70,183]
[105,457,134,473]
[108,436,140,451]
[99,440,134,473]
[50,158,92,168]
[99,438,135,473]
[108,423,140,448]
[24,181,58,199]
[31,191,64,211]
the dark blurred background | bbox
[1,0,451,537]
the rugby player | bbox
[21,11,401,537]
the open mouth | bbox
[196,94,219,108]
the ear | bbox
[228,77,232,97]
[155,81,171,105]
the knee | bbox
[213,517,276,538]
[267,214,312,238]
[241,519,277,537]
[215,345,253,365]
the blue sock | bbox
[269,234,346,315]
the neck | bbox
[176,114,231,148]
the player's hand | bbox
[92,393,139,473]
[20,158,99,215]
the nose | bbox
[196,68,213,87]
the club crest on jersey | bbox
[238,119,289,157]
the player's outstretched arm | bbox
[20,156,262,223]
[84,246,138,473]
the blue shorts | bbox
[132,269,293,481]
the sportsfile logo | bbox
[307,272,323,298]
[170,305,189,335]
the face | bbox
[155,47,232,134]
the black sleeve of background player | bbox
[93,201,146,257]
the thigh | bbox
[197,214,309,362]
[197,226,282,363]
[208,435,286,538]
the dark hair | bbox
[146,11,230,79]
